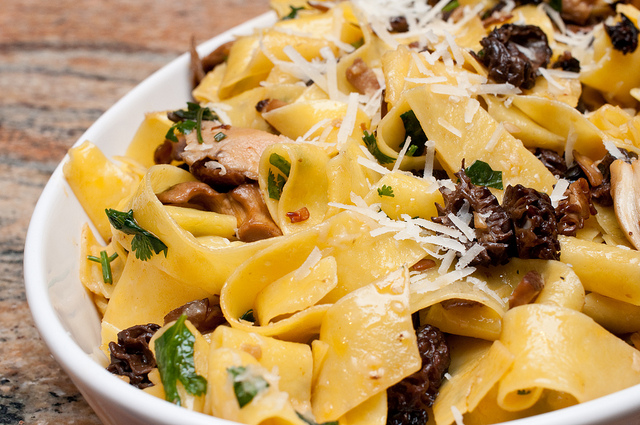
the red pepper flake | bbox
[286,207,310,223]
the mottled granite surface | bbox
[0,1,269,423]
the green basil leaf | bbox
[227,366,269,408]
[154,314,207,406]
[267,169,287,200]
[465,160,503,189]
[269,153,291,177]
[400,110,428,157]
[296,411,339,425]
[363,130,395,164]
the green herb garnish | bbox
[154,314,207,406]
[406,144,418,157]
[105,209,168,261]
[214,131,227,142]
[282,5,305,20]
[442,0,459,13]
[363,130,395,164]
[350,38,365,49]
[549,0,562,13]
[227,366,270,408]
[87,251,118,284]
[517,389,532,395]
[377,185,395,197]
[165,102,217,144]
[240,309,256,322]
[400,110,428,157]
[296,412,339,425]
[267,169,287,200]
[269,153,291,177]
[465,160,503,190]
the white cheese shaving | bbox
[438,117,462,137]
[430,84,469,97]
[423,140,436,181]
[485,123,504,151]
[538,67,565,91]
[293,247,323,280]
[298,118,332,143]
[412,267,476,294]
[321,46,343,102]
[393,136,411,172]
[357,156,391,175]
[439,249,457,275]
[405,76,448,84]
[604,140,625,159]
[282,45,329,93]
[451,405,465,425]
[550,178,571,208]
[443,30,465,66]
[472,83,520,96]
[447,212,476,241]
[464,98,480,124]
[541,2,566,34]
[336,92,360,148]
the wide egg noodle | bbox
[403,85,557,195]
[111,164,276,294]
[311,266,421,423]
[209,325,313,413]
[79,223,123,302]
[206,347,306,425]
[580,4,640,106]
[220,210,426,341]
[258,142,331,234]
[100,252,212,356]
[582,292,640,334]
[497,304,640,411]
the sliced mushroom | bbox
[345,58,381,96]
[573,150,603,187]
[156,181,282,242]
[180,123,293,190]
[508,270,544,309]
[610,158,640,249]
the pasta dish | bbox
[63,0,640,424]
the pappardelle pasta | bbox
[65,0,640,424]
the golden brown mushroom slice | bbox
[610,158,640,249]
[180,123,292,190]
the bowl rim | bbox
[22,7,640,425]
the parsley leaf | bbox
[282,5,305,20]
[377,185,395,197]
[227,366,269,408]
[400,110,428,156]
[269,153,291,177]
[214,131,227,142]
[165,102,217,144]
[296,412,339,425]
[442,0,459,13]
[105,209,168,261]
[517,389,532,395]
[350,38,364,49]
[240,309,256,322]
[465,160,503,190]
[87,251,118,284]
[154,314,208,406]
[363,130,395,164]
[549,0,562,13]
[267,169,287,200]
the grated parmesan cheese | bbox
[485,123,504,151]
[604,140,625,159]
[564,124,577,167]
[451,405,465,425]
[293,247,323,280]
[438,117,462,137]
[550,178,571,208]
[336,92,360,148]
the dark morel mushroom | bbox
[386,324,450,425]
[605,14,639,55]
[107,323,161,389]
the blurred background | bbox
[0,0,269,422]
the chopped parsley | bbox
[269,153,291,177]
[105,209,168,261]
[87,251,118,284]
[363,130,395,164]
[240,309,256,322]
[549,0,562,13]
[517,389,532,395]
[465,160,503,190]
[154,314,207,406]
[296,412,338,425]
[282,5,305,20]
[350,38,365,49]
[377,185,395,197]
[400,110,428,157]
[214,131,227,142]
[227,366,269,408]
[267,169,287,200]
[442,0,459,13]
[165,102,217,144]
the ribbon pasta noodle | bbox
[64,0,640,424]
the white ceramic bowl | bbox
[23,10,640,425]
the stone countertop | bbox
[0,1,269,423]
